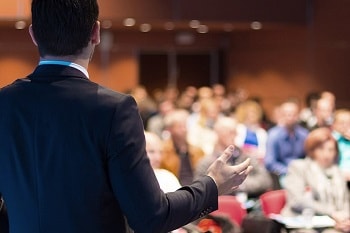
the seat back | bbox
[211,195,247,226]
[259,189,286,217]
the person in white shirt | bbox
[144,131,181,193]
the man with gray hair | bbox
[196,116,272,198]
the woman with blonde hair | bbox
[234,100,268,163]
[187,98,221,155]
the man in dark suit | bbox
[0,1,252,232]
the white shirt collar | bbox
[38,60,89,79]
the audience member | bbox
[332,109,350,182]
[309,96,335,131]
[195,116,273,198]
[212,83,232,116]
[163,86,180,104]
[146,99,175,138]
[264,99,309,187]
[161,109,206,185]
[234,100,268,163]
[187,98,222,155]
[190,86,214,114]
[302,91,336,131]
[144,131,181,193]
[282,128,350,233]
[321,91,336,110]
[176,86,198,113]
[299,91,321,130]
[130,85,158,128]
[226,87,249,113]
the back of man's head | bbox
[31,0,99,57]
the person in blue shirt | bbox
[264,99,309,188]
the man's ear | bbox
[91,21,101,45]
[28,24,38,46]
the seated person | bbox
[332,109,350,183]
[264,99,309,188]
[161,109,205,186]
[282,127,350,233]
[234,99,268,163]
[144,131,181,193]
[195,116,273,199]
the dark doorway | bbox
[139,50,225,95]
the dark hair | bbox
[31,0,99,56]
[305,91,320,108]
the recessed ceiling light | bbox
[102,20,112,29]
[164,22,175,30]
[140,23,151,32]
[251,21,262,30]
[175,32,195,45]
[197,25,208,34]
[15,20,26,30]
[123,18,136,27]
[189,20,200,29]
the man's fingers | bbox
[234,158,251,174]
[238,165,253,176]
[218,145,235,164]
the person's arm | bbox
[264,129,287,175]
[206,148,252,196]
[107,96,251,233]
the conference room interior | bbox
[1,0,350,117]
[2,0,350,232]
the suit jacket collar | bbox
[28,64,89,82]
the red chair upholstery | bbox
[211,195,247,226]
[259,189,286,217]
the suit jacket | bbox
[0,195,8,233]
[0,65,218,233]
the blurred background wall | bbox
[1,0,350,118]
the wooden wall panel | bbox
[0,0,31,19]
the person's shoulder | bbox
[0,77,30,90]
[94,84,127,98]
[267,125,284,137]
[295,124,309,136]
[188,143,205,156]
[0,78,32,100]
[92,84,136,106]
[288,158,308,170]
[255,126,268,135]
[267,125,281,132]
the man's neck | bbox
[41,55,89,70]
[39,56,90,78]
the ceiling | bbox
[0,0,311,32]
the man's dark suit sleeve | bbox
[106,95,218,233]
